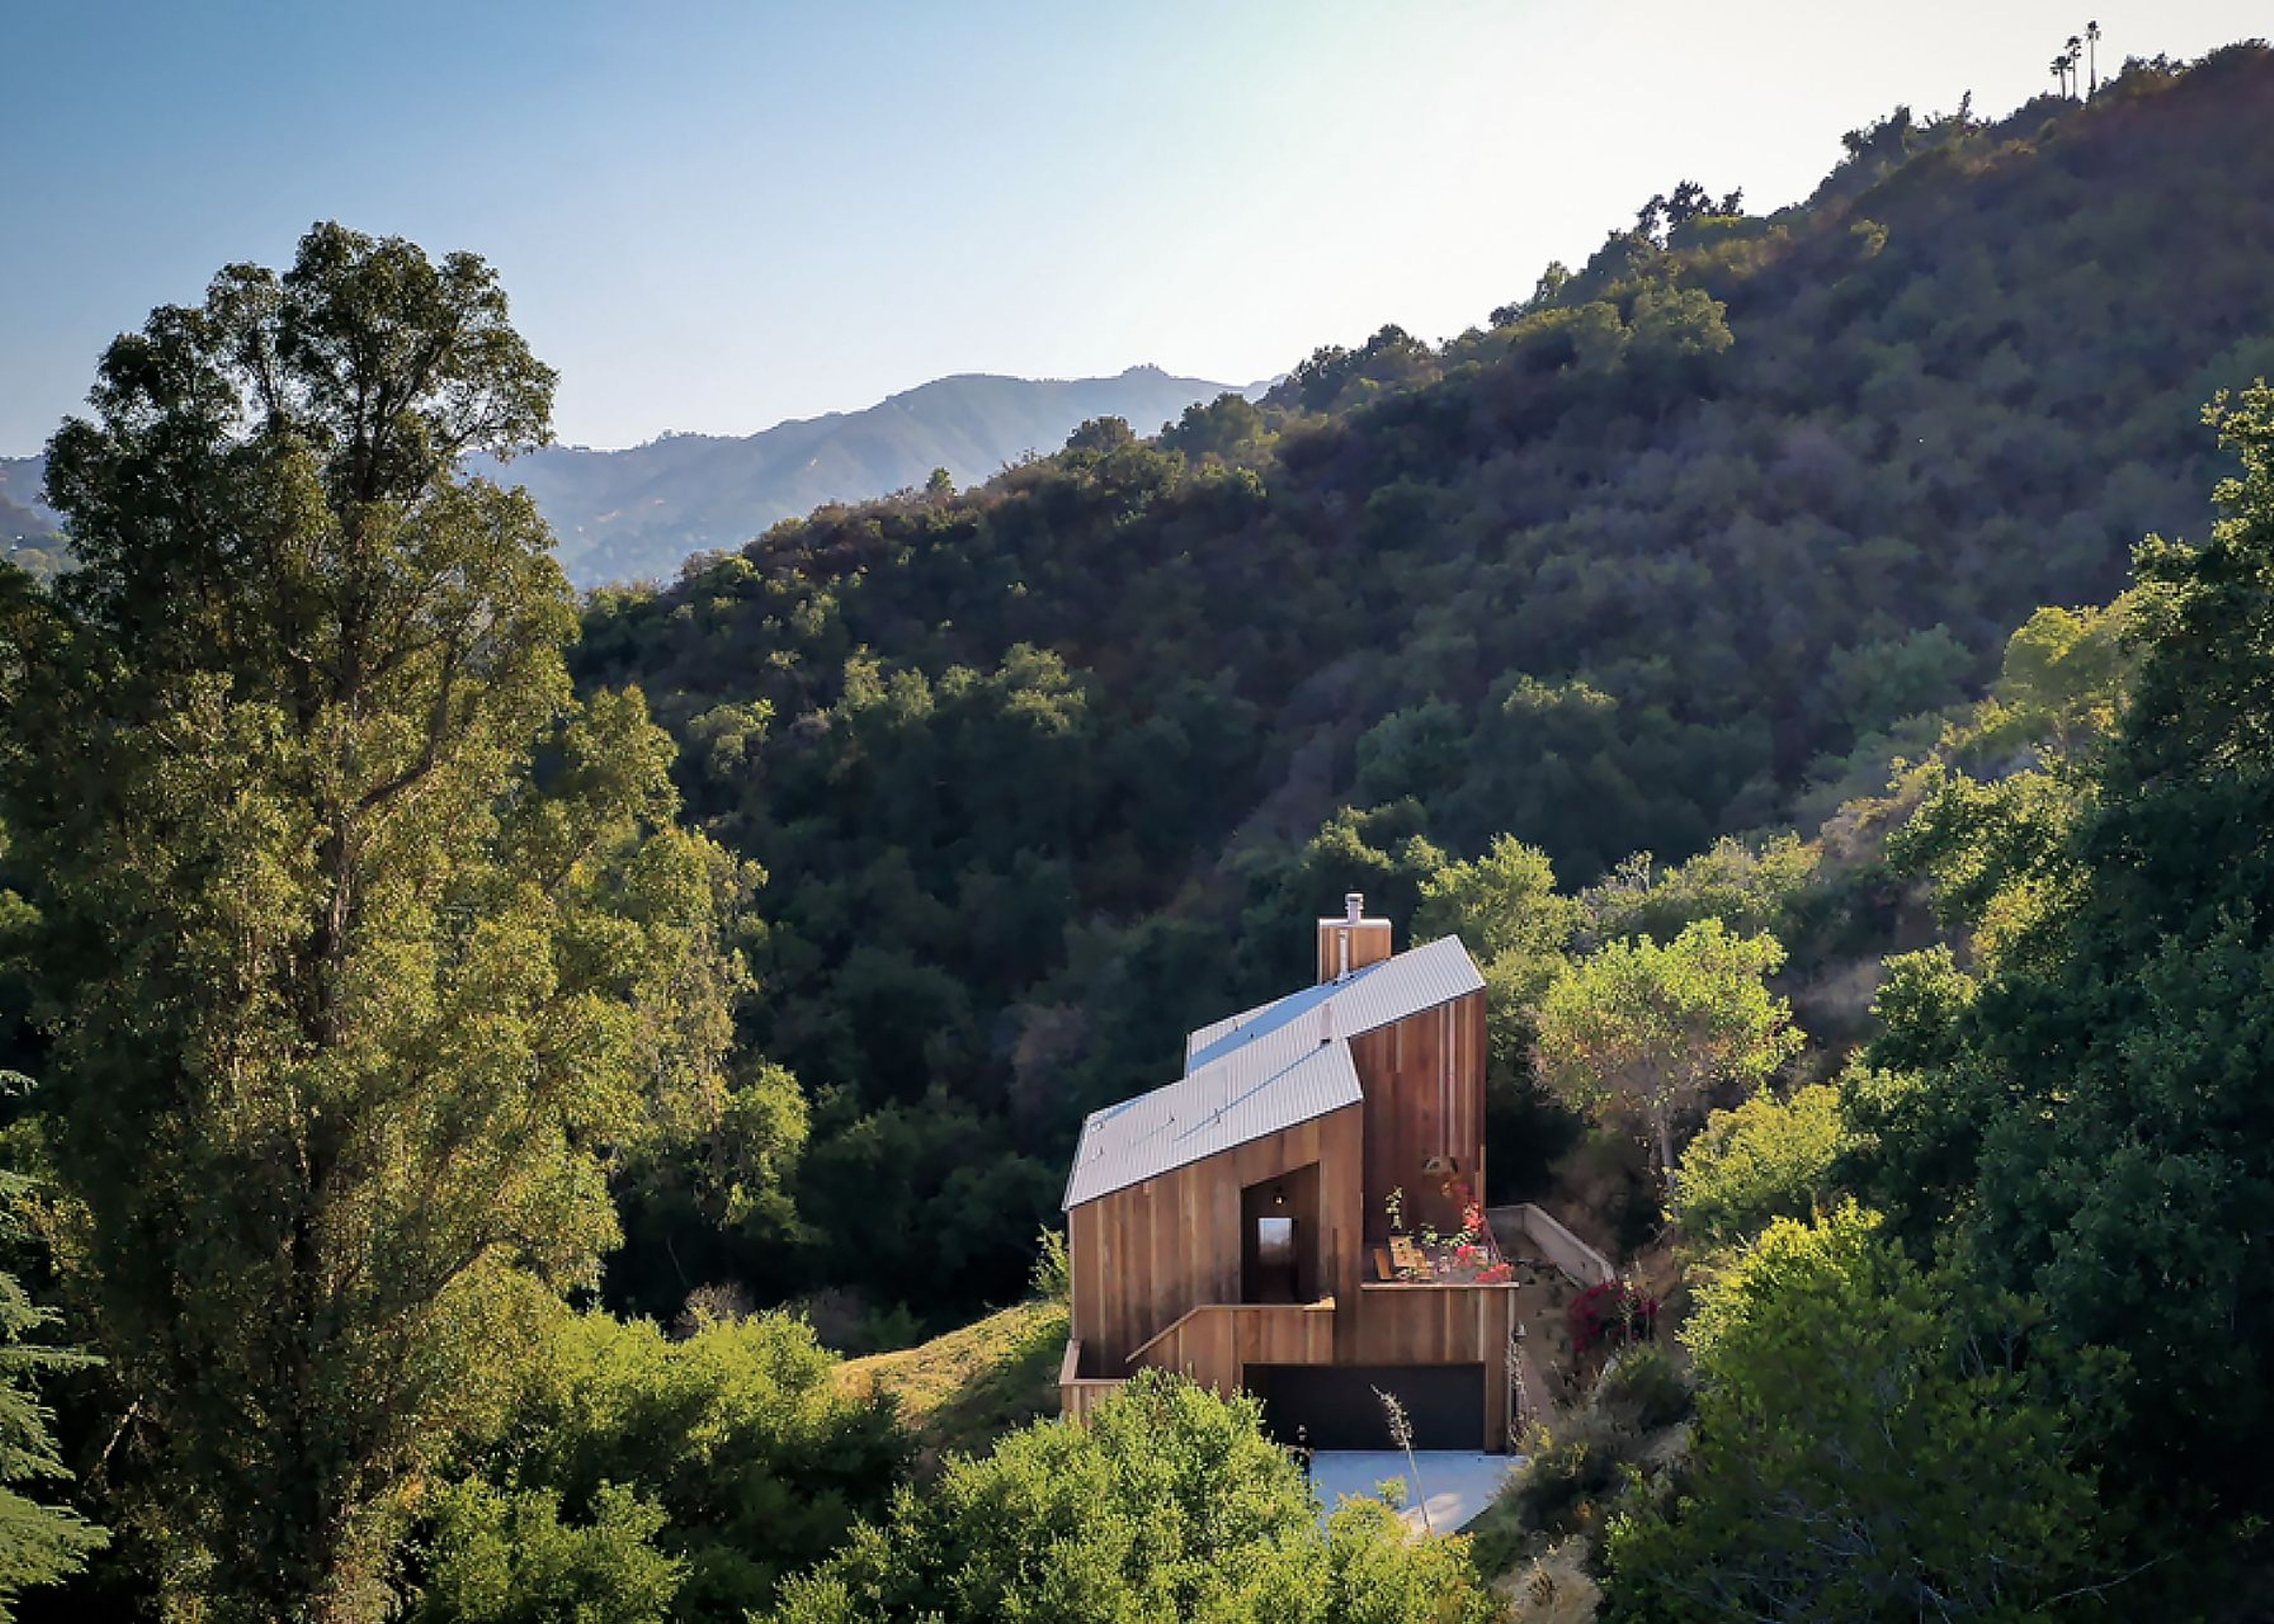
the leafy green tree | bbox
[1353,700,1470,810]
[0,1165,105,1620]
[1158,393,1270,464]
[416,1310,907,1622]
[1415,835,1578,1056]
[1823,624,1974,739]
[1886,764,2087,965]
[763,1371,1495,1624]
[1536,921,1803,1181]
[0,225,746,1620]
[1605,1206,2095,1622]
[1578,835,1819,948]
[1981,597,2136,755]
[612,1059,811,1320]
[1673,1081,1852,1252]
[1063,416,1135,455]
[411,1481,679,1624]
[1235,804,1443,992]
[1926,383,2274,1515]
[1414,837,1585,1194]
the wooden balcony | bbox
[1126,1298,1338,1378]
[1058,1338,1125,1422]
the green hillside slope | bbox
[836,1301,1068,1471]
[576,46,2274,1323]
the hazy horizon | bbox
[5,0,2265,457]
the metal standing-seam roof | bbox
[1062,1038,1363,1210]
[1183,935,1484,1072]
[1062,934,1485,1211]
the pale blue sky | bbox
[4,1,2263,454]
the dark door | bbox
[1247,1363,1485,1451]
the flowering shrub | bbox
[1476,1262,1515,1285]
[1567,1279,1660,1355]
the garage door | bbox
[1247,1363,1485,1451]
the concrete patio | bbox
[1306,1450,1523,1534]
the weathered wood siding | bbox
[1316,917,1394,982]
[1065,953,1514,1446]
[1125,1301,1339,1387]
[1351,988,1488,1241]
[1068,1104,1364,1371]
[1353,1282,1520,1447]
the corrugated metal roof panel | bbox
[1186,993,1276,1061]
[1062,1039,1362,1210]
[1183,935,1484,1074]
[1062,934,1486,1210]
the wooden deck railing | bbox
[1123,1299,1338,1385]
[1058,1337,1125,1422]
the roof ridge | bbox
[1064,933,1482,1211]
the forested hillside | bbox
[11,34,2274,1624]
[483,366,1237,586]
[577,44,2274,1325]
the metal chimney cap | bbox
[1344,892,1364,924]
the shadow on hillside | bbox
[841,1300,1071,1473]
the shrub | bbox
[1591,1346,1691,1435]
[1568,1279,1660,1355]
[1029,1226,1071,1305]
[416,1310,910,1621]
[1501,1422,1625,1543]
[1674,1082,1852,1250]
[762,1371,1499,1623]
[1604,1207,2095,1621]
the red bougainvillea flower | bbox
[1566,1279,1660,1355]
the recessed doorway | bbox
[1241,1163,1320,1304]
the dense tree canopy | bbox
[1589,380,2274,1616]
[1864,381,2274,1516]
[0,226,749,1621]
[413,1309,907,1622]
[1605,1207,2095,1622]
[1671,1080,1852,1252]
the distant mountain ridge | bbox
[0,456,57,531]
[0,455,65,577]
[8,365,1244,587]
[490,365,1240,586]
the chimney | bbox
[1320,1001,1337,1046]
[1316,892,1394,984]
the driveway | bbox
[1306,1450,1522,1534]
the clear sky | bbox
[3,1,2263,454]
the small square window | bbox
[1256,1216,1295,1266]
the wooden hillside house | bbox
[1060,895,1525,1451]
